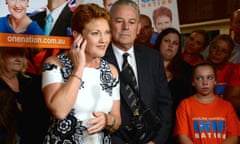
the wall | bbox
[177,0,240,35]
[180,18,230,35]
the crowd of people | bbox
[0,0,240,144]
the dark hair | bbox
[140,14,152,27]
[71,3,110,33]
[191,29,210,48]
[154,27,184,79]
[192,62,216,81]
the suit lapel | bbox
[133,45,145,98]
[51,5,72,36]
[31,11,46,29]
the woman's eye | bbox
[91,31,100,35]
[105,31,111,35]
[164,39,170,43]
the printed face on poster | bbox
[0,0,179,49]
[139,0,180,33]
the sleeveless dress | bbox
[42,53,120,144]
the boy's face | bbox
[192,65,216,96]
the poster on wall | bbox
[0,0,179,49]
[138,0,180,45]
[139,0,180,32]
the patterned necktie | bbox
[122,53,138,91]
[44,13,53,35]
[121,53,139,116]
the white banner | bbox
[1,0,179,34]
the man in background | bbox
[182,29,209,66]
[229,9,240,64]
[135,14,154,48]
[31,0,72,73]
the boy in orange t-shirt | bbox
[174,62,239,144]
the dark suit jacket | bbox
[103,44,172,144]
[31,4,72,36]
[30,4,73,65]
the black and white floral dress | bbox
[42,53,120,144]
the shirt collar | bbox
[45,2,67,21]
[111,43,135,70]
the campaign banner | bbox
[0,33,72,49]
[0,0,179,48]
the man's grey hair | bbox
[109,0,140,19]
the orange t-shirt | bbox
[174,96,239,144]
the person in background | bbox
[224,63,240,144]
[225,63,240,119]
[0,89,21,144]
[182,29,210,66]
[103,0,172,143]
[174,62,239,144]
[0,47,49,144]
[229,9,240,64]
[31,0,73,74]
[0,0,43,35]
[31,0,72,36]
[154,27,194,144]
[152,6,172,34]
[205,34,235,97]
[41,4,121,143]
[135,14,154,48]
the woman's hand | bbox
[87,112,107,134]
[69,34,87,75]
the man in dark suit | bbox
[30,0,73,73]
[103,0,172,143]
[31,0,72,36]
